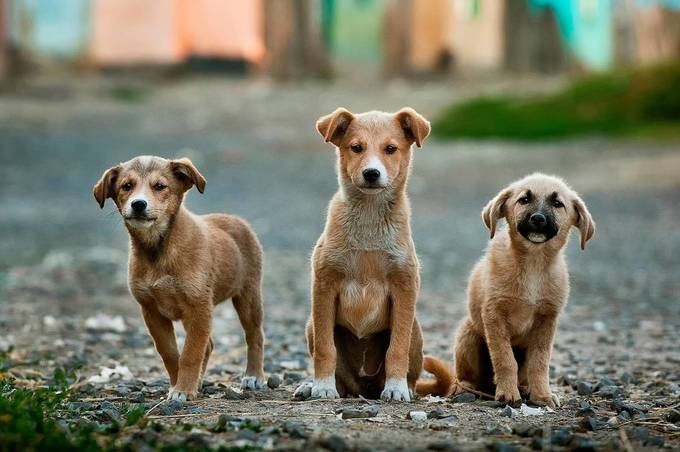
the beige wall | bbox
[450,0,505,71]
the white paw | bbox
[380,378,411,402]
[241,375,267,390]
[167,388,189,403]
[310,376,339,399]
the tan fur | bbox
[301,107,439,401]
[452,173,595,408]
[93,156,265,400]
[415,356,455,396]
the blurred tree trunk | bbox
[503,0,566,73]
[0,0,5,81]
[383,0,412,76]
[262,0,330,79]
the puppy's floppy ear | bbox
[482,188,513,239]
[572,195,595,250]
[93,165,121,208]
[394,107,431,148]
[316,108,355,146]
[171,158,206,193]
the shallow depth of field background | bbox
[0,1,679,450]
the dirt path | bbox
[1,76,678,450]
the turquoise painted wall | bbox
[10,0,90,59]
[531,0,613,70]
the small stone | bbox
[512,423,536,438]
[577,400,595,416]
[644,436,664,447]
[486,424,513,436]
[492,441,518,452]
[317,434,347,452]
[596,385,622,398]
[114,385,131,397]
[569,434,596,451]
[620,372,633,384]
[580,416,605,431]
[408,411,427,422]
[664,408,680,423]
[336,405,379,419]
[550,428,572,446]
[127,391,145,403]
[282,420,307,439]
[451,392,476,403]
[267,374,282,389]
[283,371,305,384]
[159,399,183,416]
[236,429,258,441]
[499,406,514,418]
[427,440,461,451]
[427,407,452,419]
[222,387,246,400]
[631,426,649,442]
[576,381,593,395]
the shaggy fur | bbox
[451,173,595,408]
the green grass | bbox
[433,63,680,140]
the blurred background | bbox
[0,0,678,414]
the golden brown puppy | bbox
[93,156,266,402]
[451,173,595,408]
[294,107,452,401]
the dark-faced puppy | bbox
[452,173,595,407]
[94,156,266,401]
[294,108,453,402]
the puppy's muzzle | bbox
[131,199,147,214]
[362,168,381,184]
[519,211,558,244]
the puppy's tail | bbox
[415,355,455,397]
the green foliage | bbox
[433,63,680,140]
[0,378,100,452]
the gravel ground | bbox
[0,75,679,451]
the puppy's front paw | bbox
[495,384,521,406]
[167,388,192,403]
[529,391,560,409]
[241,375,267,390]
[380,378,411,402]
[310,377,339,399]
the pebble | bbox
[569,434,596,451]
[597,385,622,398]
[427,440,461,451]
[499,406,514,418]
[282,420,307,439]
[336,405,379,420]
[159,400,183,416]
[550,428,572,446]
[491,441,518,452]
[128,391,145,403]
[577,400,596,417]
[316,434,348,452]
[408,411,428,422]
[576,381,593,395]
[580,416,605,431]
[267,374,282,389]
[451,392,476,403]
[665,408,680,423]
[283,371,305,384]
[427,408,448,419]
[512,423,537,438]
[486,424,513,436]
[222,388,247,400]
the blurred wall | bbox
[451,0,505,71]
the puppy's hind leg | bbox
[452,318,486,396]
[199,337,214,387]
[233,286,266,390]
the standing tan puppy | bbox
[94,156,266,402]
[452,173,595,408]
[295,107,452,401]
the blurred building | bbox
[0,0,679,80]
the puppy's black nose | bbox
[530,213,546,226]
[362,168,381,184]
[131,200,147,213]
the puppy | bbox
[452,173,595,408]
[93,156,266,401]
[295,107,453,401]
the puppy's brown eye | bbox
[350,143,363,153]
[385,144,397,154]
[518,196,530,205]
[553,200,564,208]
[153,183,167,191]
[121,182,133,192]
